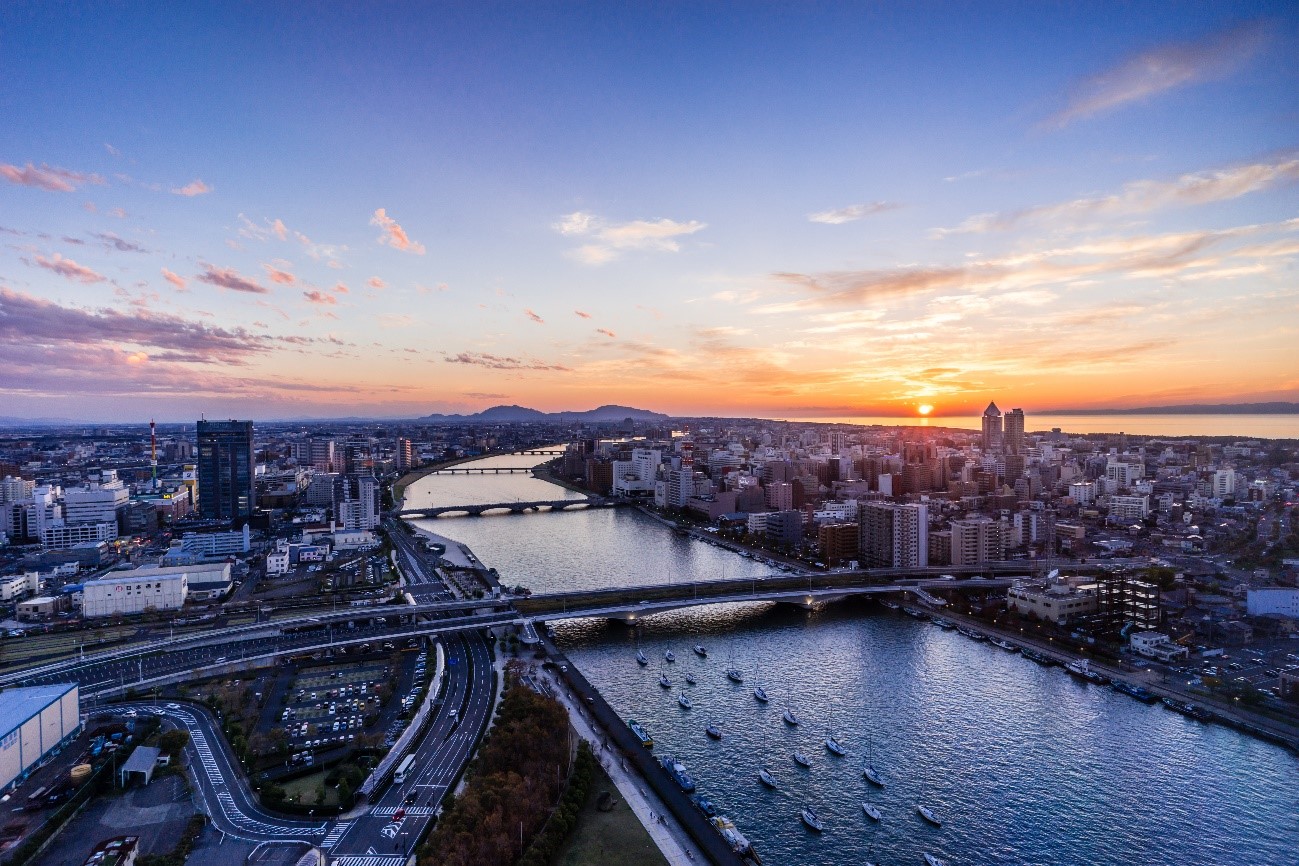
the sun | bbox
[917,404,934,416]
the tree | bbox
[159,729,190,757]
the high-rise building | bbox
[1003,408,1025,456]
[950,517,1005,565]
[981,402,1002,453]
[308,437,336,472]
[858,502,928,568]
[196,420,255,521]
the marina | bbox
[410,453,1299,866]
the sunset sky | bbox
[2,3,1297,422]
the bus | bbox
[393,754,416,784]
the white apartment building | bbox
[1106,460,1144,489]
[1109,494,1150,522]
[1213,469,1237,499]
[612,448,662,497]
[1069,480,1097,506]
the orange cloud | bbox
[370,208,426,254]
[172,179,213,196]
[368,276,386,290]
[195,264,268,294]
[303,290,336,306]
[35,253,105,284]
[574,309,592,318]
[525,309,544,324]
[331,282,350,294]
[263,264,296,285]
[596,328,616,338]
[1,162,104,192]
[161,268,187,290]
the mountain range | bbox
[1040,402,1299,415]
[419,404,669,423]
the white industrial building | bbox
[1246,588,1299,619]
[81,569,191,617]
[62,471,129,524]
[0,572,40,602]
[0,683,81,793]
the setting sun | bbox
[918,404,934,416]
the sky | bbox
[1,2,1297,423]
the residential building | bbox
[1213,469,1237,499]
[859,502,928,568]
[818,522,858,565]
[196,420,255,521]
[1109,495,1150,522]
[950,517,1005,565]
[1003,408,1025,456]
[765,510,803,547]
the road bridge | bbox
[396,498,624,519]
[512,449,564,455]
[422,466,540,475]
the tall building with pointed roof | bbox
[981,402,1002,454]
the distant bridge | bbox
[513,449,565,456]
[396,498,626,519]
[424,466,542,475]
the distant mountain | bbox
[1040,402,1299,415]
[0,415,81,427]
[420,403,669,423]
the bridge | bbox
[396,498,626,519]
[513,449,565,455]
[423,466,541,475]
[514,562,1087,621]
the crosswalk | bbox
[370,806,437,817]
[320,821,352,848]
[332,857,407,866]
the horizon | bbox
[2,4,1297,422]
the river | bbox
[406,452,1299,866]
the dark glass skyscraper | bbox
[196,420,255,521]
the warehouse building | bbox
[81,571,189,618]
[0,683,81,793]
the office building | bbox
[1003,408,1025,456]
[981,402,1002,453]
[63,470,129,525]
[196,420,255,521]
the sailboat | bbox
[659,669,672,689]
[782,707,801,726]
[678,692,693,710]
[664,649,676,663]
[863,729,884,786]
[753,685,769,703]
[693,643,708,657]
[824,735,846,756]
[636,649,649,666]
[758,768,779,789]
[684,669,698,686]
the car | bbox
[405,792,418,805]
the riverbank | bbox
[925,605,1299,753]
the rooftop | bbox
[0,683,76,738]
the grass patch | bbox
[553,760,668,866]
[280,770,341,806]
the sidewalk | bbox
[539,670,706,866]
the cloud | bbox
[935,153,1299,236]
[554,211,707,264]
[271,219,288,240]
[263,264,296,285]
[91,231,147,253]
[444,351,572,371]
[808,202,900,224]
[367,276,386,290]
[34,253,105,284]
[524,309,544,324]
[596,328,616,338]
[0,162,104,192]
[464,392,509,399]
[0,287,276,364]
[416,282,449,294]
[161,269,187,290]
[331,282,350,294]
[1045,22,1268,128]
[104,143,121,157]
[172,179,213,196]
[771,219,1299,313]
[574,309,592,319]
[303,290,336,306]
[370,208,426,254]
[378,314,415,328]
[109,207,127,219]
[195,264,269,294]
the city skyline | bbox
[2,3,1298,422]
